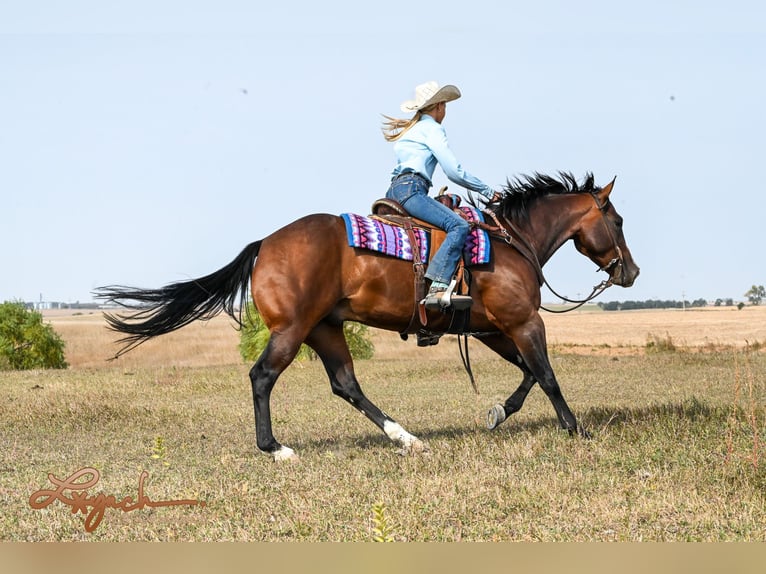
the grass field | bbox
[1,306,764,541]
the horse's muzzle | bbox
[612,261,640,287]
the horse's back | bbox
[254,213,347,274]
[251,212,416,330]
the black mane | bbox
[490,172,596,221]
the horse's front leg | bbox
[512,315,588,437]
[479,319,588,437]
[476,333,537,429]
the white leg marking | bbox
[383,420,418,448]
[383,420,430,454]
[272,445,298,462]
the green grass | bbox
[1,350,764,541]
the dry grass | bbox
[47,310,243,370]
[544,304,766,353]
[1,306,764,541]
[48,305,766,370]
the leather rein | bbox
[478,191,623,313]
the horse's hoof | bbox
[487,404,507,430]
[396,439,430,457]
[272,446,300,463]
[566,425,591,440]
[410,439,430,454]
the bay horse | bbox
[96,172,639,461]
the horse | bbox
[95,172,639,462]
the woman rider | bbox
[383,81,501,310]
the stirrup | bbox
[422,278,473,311]
[429,293,472,311]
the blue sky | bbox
[1,1,764,305]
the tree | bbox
[238,303,374,362]
[744,285,765,306]
[0,302,68,370]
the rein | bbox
[480,191,621,314]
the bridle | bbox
[481,190,625,314]
[591,191,624,278]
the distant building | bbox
[24,301,101,311]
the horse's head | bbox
[573,178,640,287]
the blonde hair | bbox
[381,104,438,142]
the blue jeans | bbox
[386,173,469,286]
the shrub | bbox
[0,302,68,370]
[238,303,374,362]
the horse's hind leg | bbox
[249,333,304,462]
[306,321,428,455]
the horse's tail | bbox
[94,240,262,358]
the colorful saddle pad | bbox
[341,206,491,266]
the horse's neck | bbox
[521,194,591,267]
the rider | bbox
[383,81,501,310]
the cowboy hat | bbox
[400,81,461,113]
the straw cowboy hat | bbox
[400,81,461,113]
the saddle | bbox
[371,188,462,216]
[369,190,478,347]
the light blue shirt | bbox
[391,114,494,198]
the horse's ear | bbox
[597,176,617,201]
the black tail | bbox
[94,240,262,358]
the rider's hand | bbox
[484,191,502,204]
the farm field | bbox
[42,304,766,369]
[1,306,764,541]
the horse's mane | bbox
[488,172,596,221]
